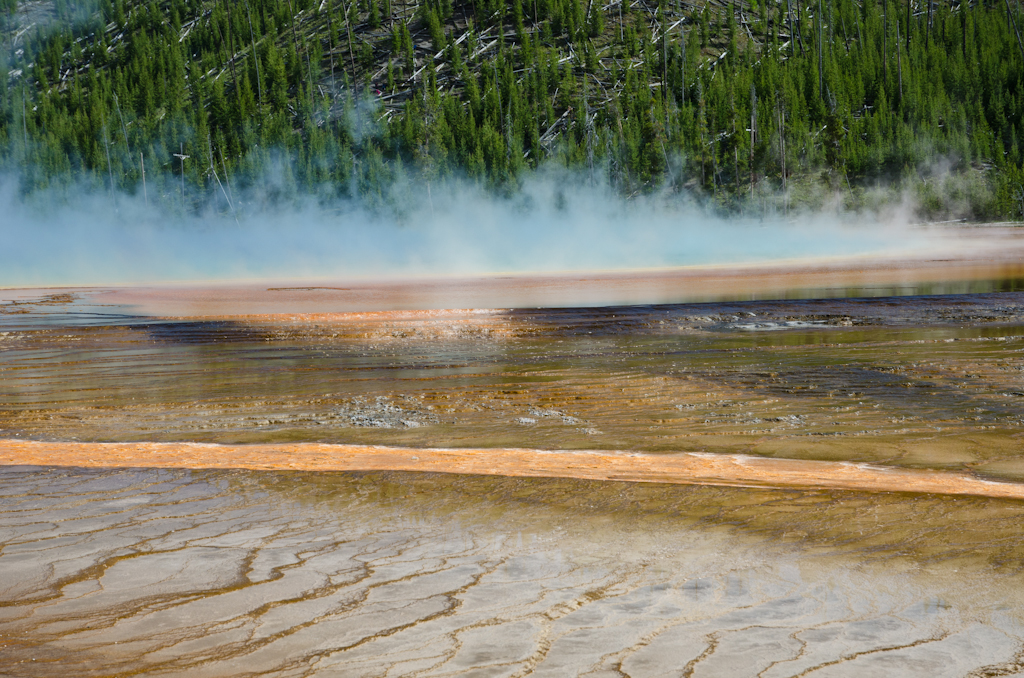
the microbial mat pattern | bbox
[3,269,1024,675]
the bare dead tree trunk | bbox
[619,0,623,42]
[1004,0,1024,62]
[227,0,238,90]
[750,83,756,198]
[778,97,786,204]
[680,0,685,105]
[325,0,336,93]
[927,0,932,46]
[340,0,357,75]
[786,0,794,56]
[104,125,115,197]
[884,0,889,81]
[662,4,668,117]
[286,0,300,54]
[796,1,806,54]
[906,0,911,51]
[140,152,148,207]
[895,19,903,98]
[818,0,824,98]
[245,2,264,112]
[963,0,967,60]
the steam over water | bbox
[0,172,929,287]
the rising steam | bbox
[0,165,932,288]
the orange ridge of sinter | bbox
[3,440,1023,500]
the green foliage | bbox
[2,0,1024,219]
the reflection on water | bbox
[773,273,1024,300]
[3,466,1024,677]
[2,292,1023,478]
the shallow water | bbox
[4,466,1024,677]
[3,287,1024,675]
[2,292,1024,478]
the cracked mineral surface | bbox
[3,467,1024,676]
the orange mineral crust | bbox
[4,439,1024,499]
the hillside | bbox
[2,0,1024,217]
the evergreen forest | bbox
[3,0,1024,218]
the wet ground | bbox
[2,271,1024,675]
[5,466,1024,677]
[2,291,1024,480]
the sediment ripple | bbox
[2,466,1024,677]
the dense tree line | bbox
[3,0,1024,217]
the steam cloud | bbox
[0,166,930,288]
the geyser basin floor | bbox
[4,257,1024,675]
[3,289,1024,480]
[4,466,1024,677]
